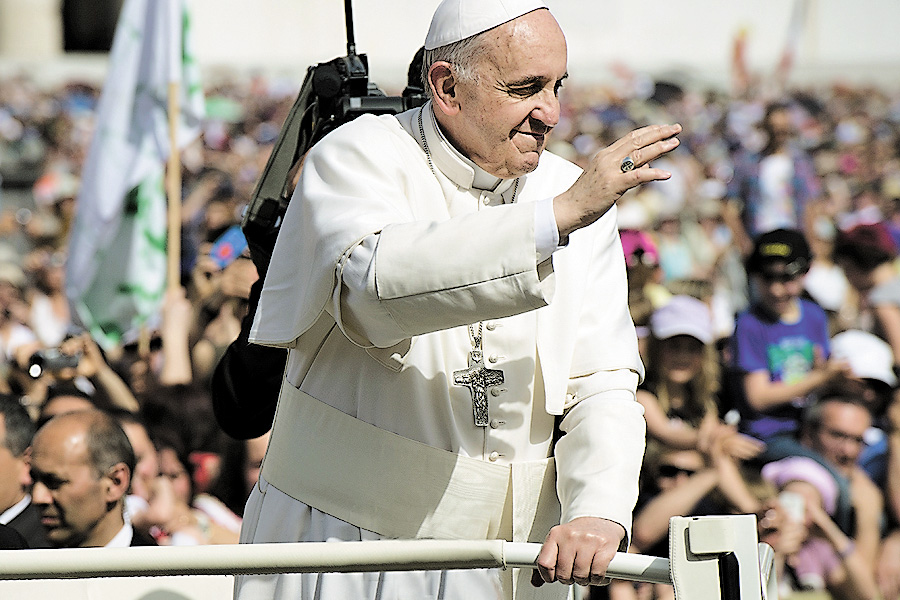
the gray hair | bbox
[421,33,490,99]
[0,395,35,457]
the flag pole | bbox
[166,80,182,292]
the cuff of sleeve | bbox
[535,197,562,263]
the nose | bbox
[531,89,560,130]
[31,481,52,505]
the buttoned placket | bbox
[481,316,510,462]
[473,184,522,463]
[476,189,507,463]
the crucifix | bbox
[453,323,504,427]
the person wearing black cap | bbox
[729,228,856,528]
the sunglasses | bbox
[757,270,802,283]
[657,464,697,478]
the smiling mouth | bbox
[512,130,547,148]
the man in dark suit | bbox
[0,395,50,548]
[31,409,154,547]
[0,523,28,549]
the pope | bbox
[235,1,682,599]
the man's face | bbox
[807,402,871,477]
[0,415,29,513]
[447,9,568,178]
[30,425,110,547]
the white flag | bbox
[66,0,204,349]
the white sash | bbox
[262,378,561,543]
[260,379,570,600]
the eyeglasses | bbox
[657,464,697,478]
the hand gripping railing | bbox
[0,515,775,599]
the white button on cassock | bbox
[488,451,500,462]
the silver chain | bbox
[417,107,506,362]
[417,107,519,204]
[467,322,483,362]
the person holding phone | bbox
[762,455,878,599]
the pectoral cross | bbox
[453,330,504,427]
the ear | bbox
[103,463,131,503]
[17,448,31,489]
[428,61,461,117]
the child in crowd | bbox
[762,456,879,600]
[729,228,856,529]
[639,295,763,461]
[730,229,851,450]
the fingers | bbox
[614,123,682,170]
[535,537,559,584]
[533,518,622,588]
[554,123,682,239]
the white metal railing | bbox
[0,540,670,584]
[0,516,775,600]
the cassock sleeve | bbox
[335,200,555,348]
[555,370,646,546]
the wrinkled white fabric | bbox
[238,103,645,600]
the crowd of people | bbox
[1,54,900,600]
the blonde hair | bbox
[644,333,720,426]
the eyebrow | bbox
[500,73,568,91]
[30,468,68,487]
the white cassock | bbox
[235,102,646,600]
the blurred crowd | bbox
[2,66,900,600]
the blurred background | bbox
[2,4,900,598]
[2,0,900,89]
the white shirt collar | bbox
[421,102,517,196]
[0,494,30,525]
[105,522,134,548]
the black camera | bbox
[211,1,426,439]
[28,348,81,378]
[241,0,426,277]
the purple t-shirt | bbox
[730,299,831,440]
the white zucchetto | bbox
[424,0,549,50]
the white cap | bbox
[424,0,549,50]
[804,263,848,312]
[649,295,714,345]
[830,329,897,387]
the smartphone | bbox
[778,490,806,523]
[209,224,248,269]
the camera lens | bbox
[27,349,80,378]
